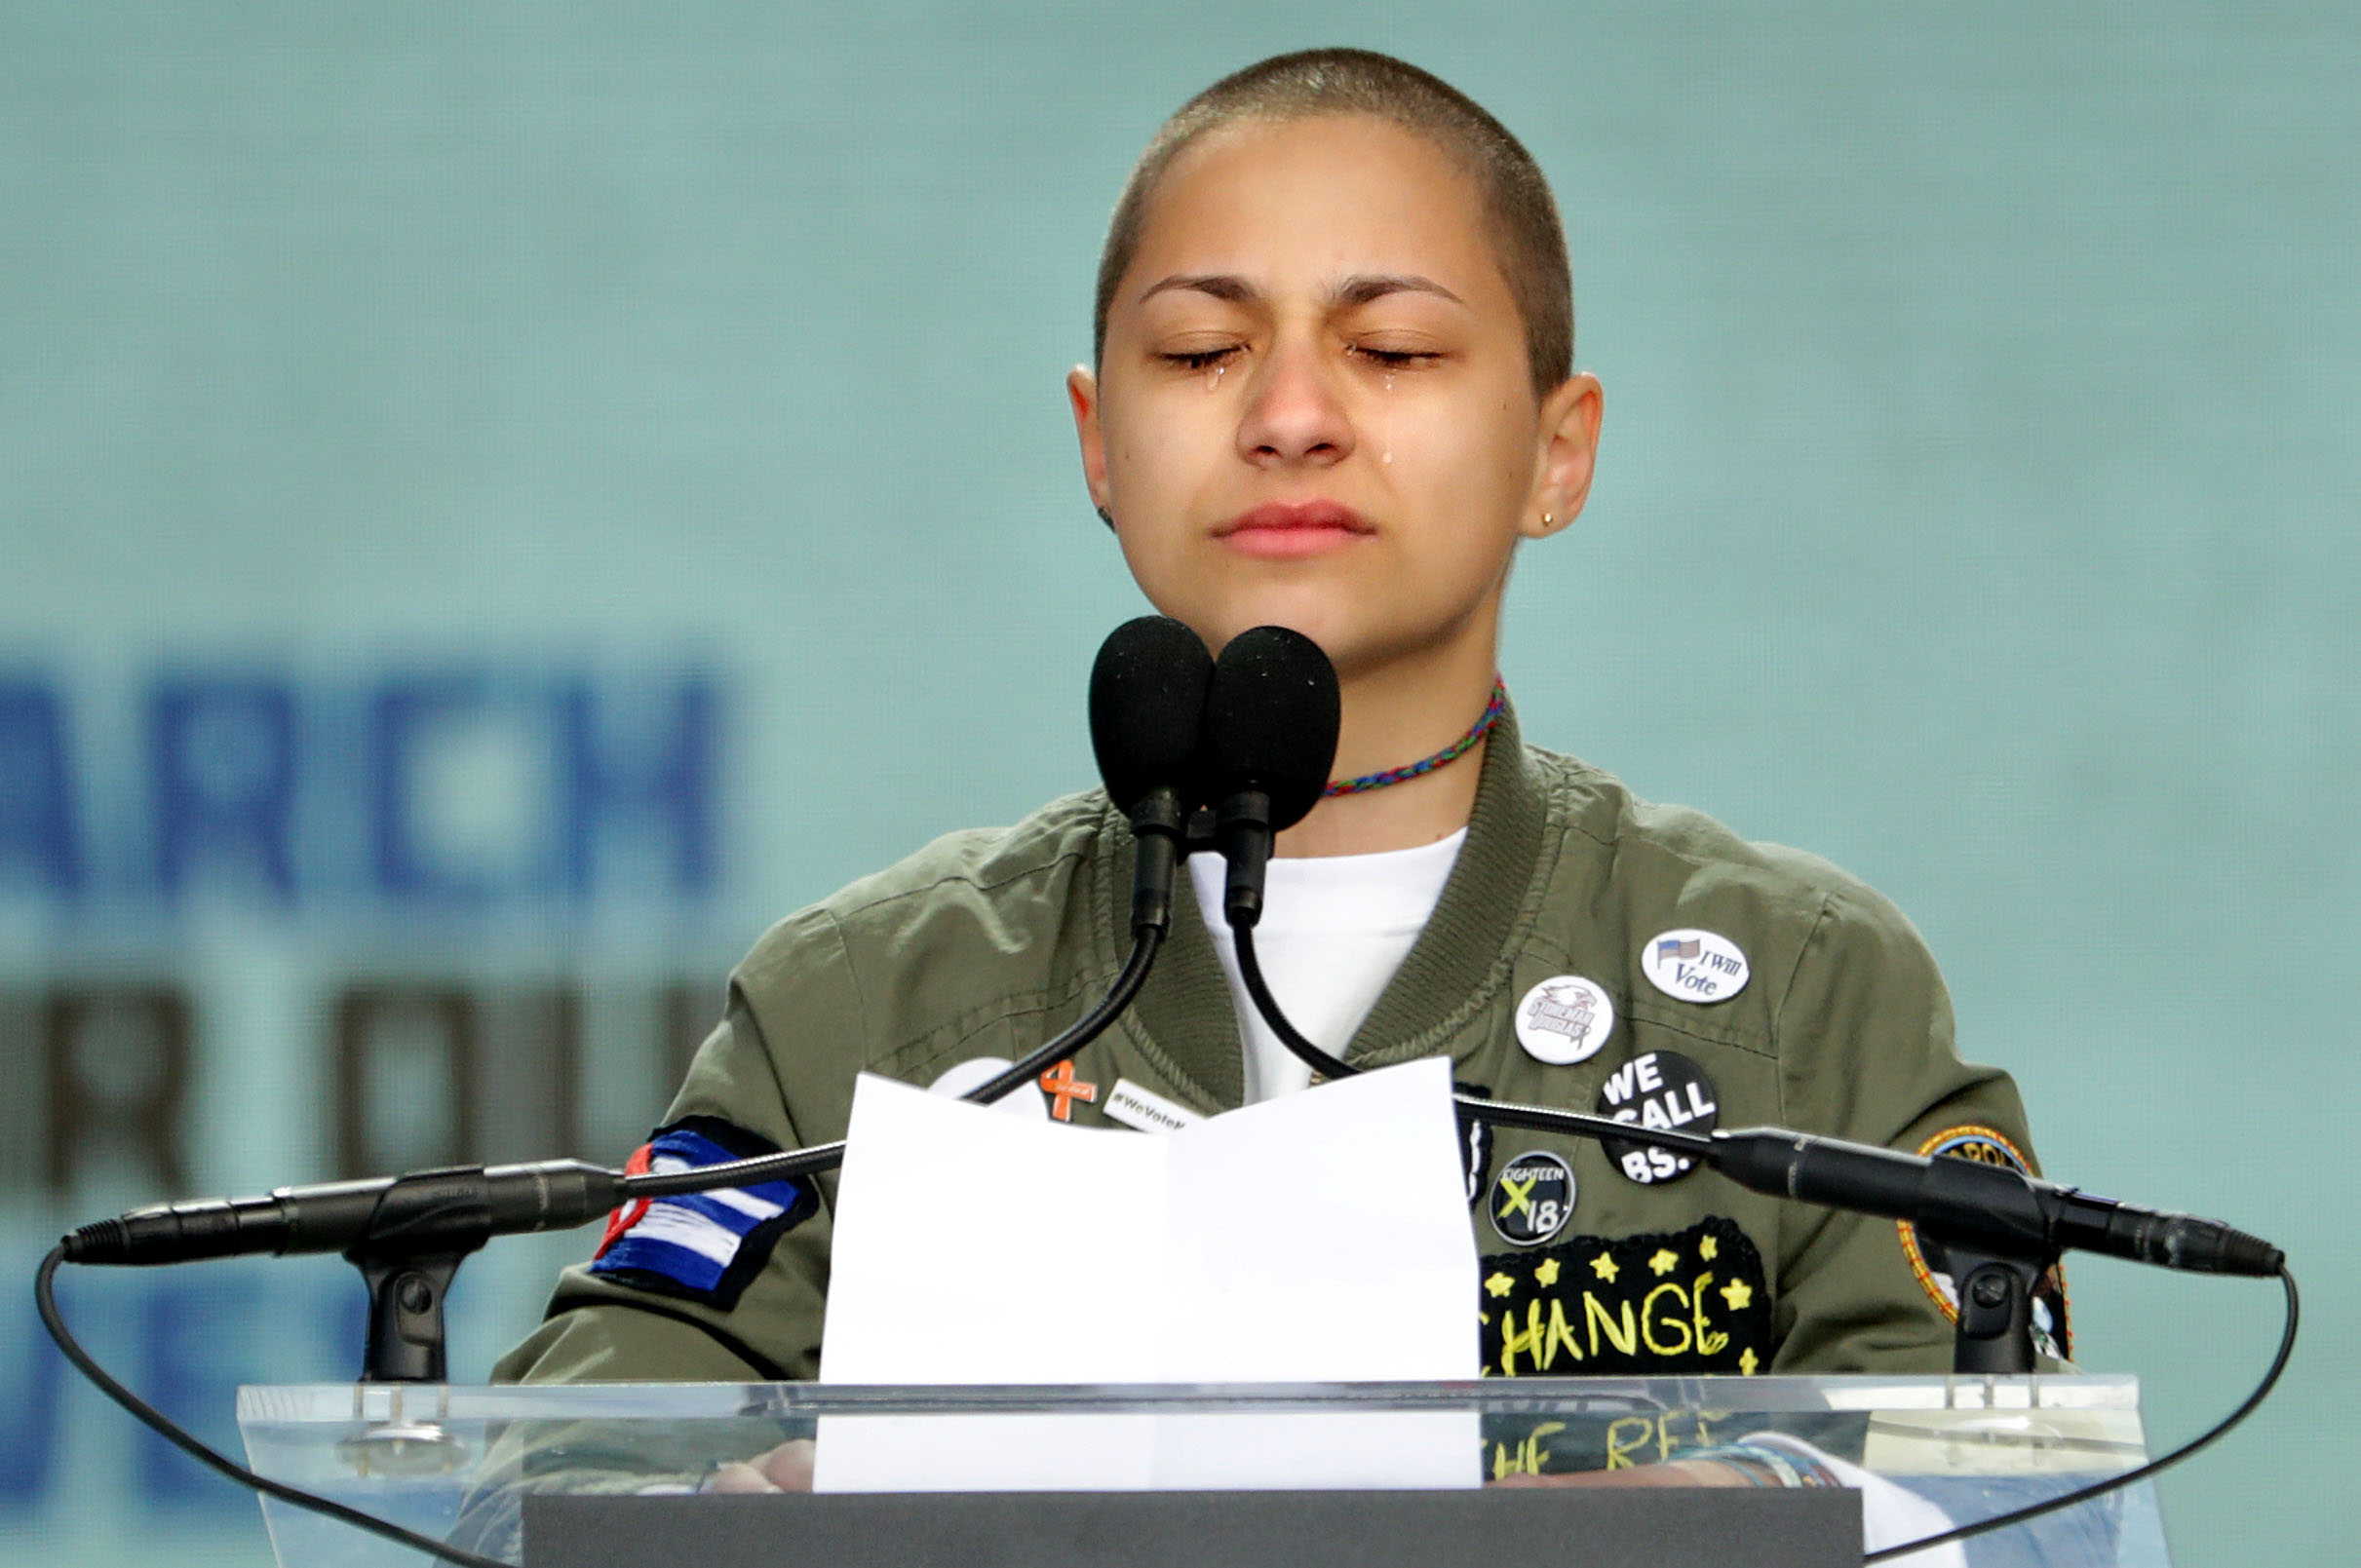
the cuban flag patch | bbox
[589,1116,817,1311]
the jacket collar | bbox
[1097,703,1551,1110]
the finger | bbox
[757,1437,818,1492]
[703,1462,782,1494]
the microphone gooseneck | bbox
[62,916,1183,1269]
[1241,973,2283,1281]
[1246,950,2283,1284]
[65,617,1221,1268]
[1231,921,1356,1082]
[1188,632,2284,1286]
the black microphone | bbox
[1090,615,1216,936]
[1464,1095,2282,1279]
[63,622,1220,1272]
[1707,1127,2283,1278]
[59,1159,623,1267]
[1201,625,1339,930]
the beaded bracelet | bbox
[1684,1441,1838,1490]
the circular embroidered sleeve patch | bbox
[1896,1125,2073,1361]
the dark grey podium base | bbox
[525,1486,1862,1568]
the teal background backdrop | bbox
[1,5,2352,1563]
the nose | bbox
[1235,334,1355,470]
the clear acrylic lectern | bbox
[238,1375,2171,1566]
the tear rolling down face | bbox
[1086,115,1553,675]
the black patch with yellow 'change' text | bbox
[1477,1215,1773,1379]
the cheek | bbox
[1102,394,1188,502]
[1100,411,1198,586]
[1391,402,1534,540]
[1103,394,1232,548]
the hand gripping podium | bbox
[236,1375,2173,1567]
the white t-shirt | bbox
[1186,829,1466,1102]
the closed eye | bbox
[1160,346,1242,371]
[1352,345,1445,369]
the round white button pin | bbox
[1641,929,1750,1004]
[1515,975,1615,1065]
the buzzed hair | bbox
[1094,49,1574,400]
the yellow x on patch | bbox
[1494,1172,1537,1222]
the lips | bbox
[1214,500,1374,559]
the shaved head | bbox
[1095,49,1574,401]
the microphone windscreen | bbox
[1203,626,1341,832]
[1089,616,1216,813]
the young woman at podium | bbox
[496,48,2064,1419]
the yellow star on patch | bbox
[1648,1248,1680,1277]
[1534,1257,1562,1287]
[1699,1235,1719,1262]
[1739,1347,1760,1376]
[1590,1252,1619,1282]
[1721,1278,1754,1310]
[1485,1272,1516,1299]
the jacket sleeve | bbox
[1762,881,2056,1373]
[493,908,864,1386]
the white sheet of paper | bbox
[814,1056,1478,1492]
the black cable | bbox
[1863,1266,2300,1563]
[1229,919,1357,1082]
[38,905,2294,1562]
[32,928,1171,1560]
[1462,1090,1718,1157]
[42,1239,2299,1566]
[962,926,1164,1107]
[625,927,1163,1201]
[1232,918,1719,1157]
[35,1244,513,1568]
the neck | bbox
[1274,636,1500,859]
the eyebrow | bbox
[1135,272,1465,309]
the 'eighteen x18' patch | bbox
[1478,1215,1773,1378]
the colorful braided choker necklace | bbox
[1322,677,1508,798]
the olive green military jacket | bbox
[497,709,2050,1387]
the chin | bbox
[1146,572,1478,676]
[1191,601,1346,662]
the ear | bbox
[1066,365,1114,523]
[1519,372,1605,540]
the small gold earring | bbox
[1541,511,1554,527]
